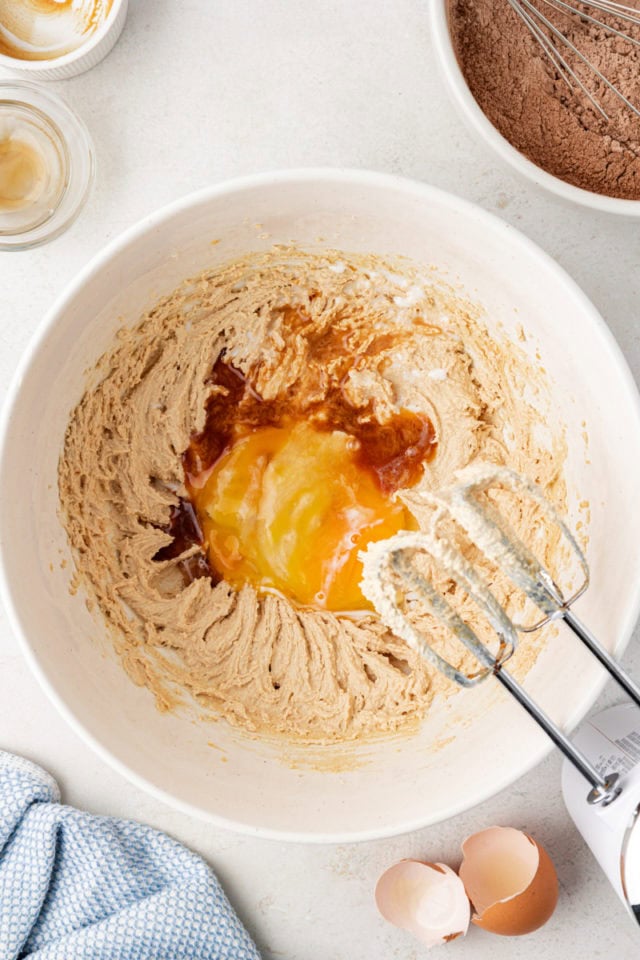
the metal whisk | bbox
[507,0,640,119]
[360,466,640,806]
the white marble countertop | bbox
[2,2,640,957]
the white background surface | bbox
[1,2,640,956]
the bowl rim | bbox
[3,166,640,842]
[0,0,126,71]
[430,0,640,217]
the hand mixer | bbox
[360,465,640,807]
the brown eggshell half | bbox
[460,827,558,936]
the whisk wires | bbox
[506,0,640,120]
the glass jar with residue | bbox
[0,81,94,250]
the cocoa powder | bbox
[449,0,640,199]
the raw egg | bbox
[375,860,470,947]
[175,353,435,612]
[189,420,415,611]
[459,826,558,936]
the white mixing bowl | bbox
[2,169,640,842]
[430,0,640,216]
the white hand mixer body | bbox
[360,466,640,925]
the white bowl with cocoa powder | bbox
[432,0,640,215]
[2,169,640,841]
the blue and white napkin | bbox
[0,751,261,959]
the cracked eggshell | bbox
[459,826,558,936]
[375,859,470,947]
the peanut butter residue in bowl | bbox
[0,0,113,61]
[0,134,46,210]
[59,249,566,744]
[0,101,67,236]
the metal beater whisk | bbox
[506,0,640,119]
[360,466,640,806]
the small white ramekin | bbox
[431,0,640,216]
[0,0,128,81]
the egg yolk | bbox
[188,421,415,612]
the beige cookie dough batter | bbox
[59,249,565,743]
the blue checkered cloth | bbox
[0,751,261,959]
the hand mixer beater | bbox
[360,465,640,807]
